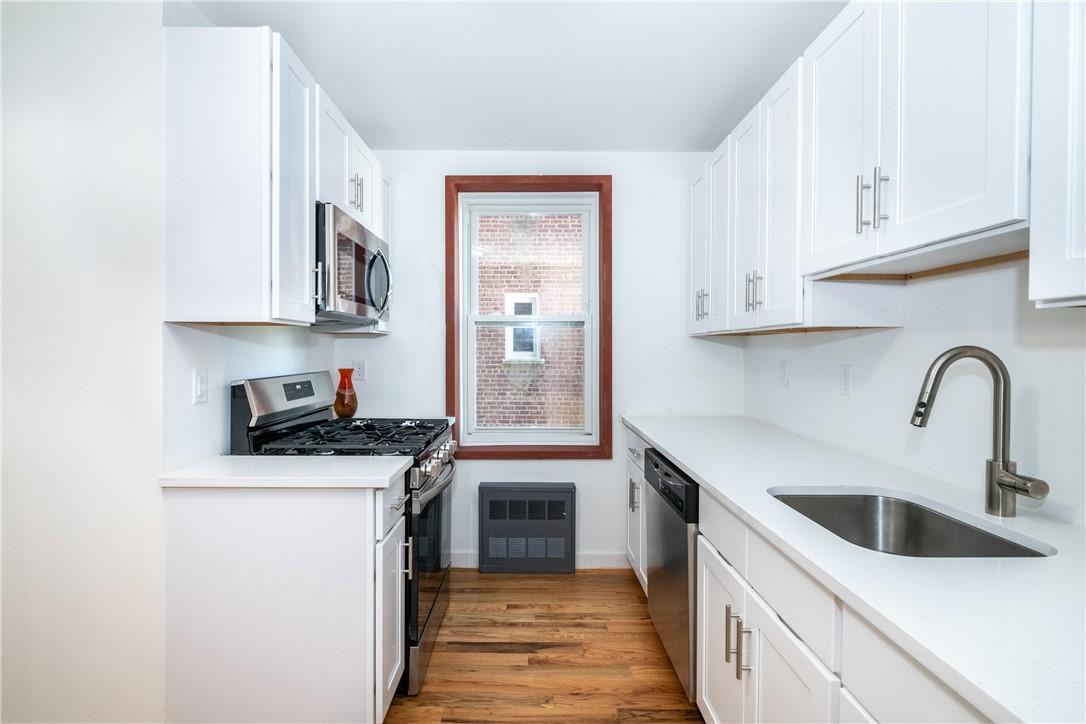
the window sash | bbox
[460,193,600,447]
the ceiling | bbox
[191,1,845,151]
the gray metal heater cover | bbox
[478,482,575,573]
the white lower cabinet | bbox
[626,456,647,593]
[697,536,839,724]
[838,688,876,724]
[375,516,406,722]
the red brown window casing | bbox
[445,175,613,460]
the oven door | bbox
[315,202,391,325]
[407,462,453,645]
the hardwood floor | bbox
[386,569,703,724]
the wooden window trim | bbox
[445,175,613,460]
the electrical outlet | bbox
[840,364,854,397]
[192,368,209,405]
[778,360,789,388]
[353,360,367,381]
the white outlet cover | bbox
[353,360,367,381]
[192,368,209,405]
[778,361,789,388]
[840,364,854,397]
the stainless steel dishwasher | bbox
[644,448,699,702]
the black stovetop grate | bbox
[258,417,449,457]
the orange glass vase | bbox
[333,368,358,418]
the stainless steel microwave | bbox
[315,203,391,327]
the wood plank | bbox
[386,569,702,723]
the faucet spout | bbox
[910,345,1011,463]
[909,346,1047,517]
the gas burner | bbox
[257,417,450,457]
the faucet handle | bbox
[996,464,1050,500]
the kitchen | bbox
[1,1,1084,724]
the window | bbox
[504,294,540,361]
[445,176,612,459]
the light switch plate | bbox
[778,360,789,388]
[192,368,209,405]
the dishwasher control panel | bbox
[645,448,699,523]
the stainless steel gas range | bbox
[230,371,456,696]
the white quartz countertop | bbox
[160,455,413,489]
[623,415,1084,724]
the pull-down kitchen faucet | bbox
[910,345,1049,517]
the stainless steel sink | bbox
[772,493,1050,558]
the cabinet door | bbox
[707,136,732,332]
[877,1,1030,255]
[1029,0,1086,306]
[727,105,762,331]
[375,515,406,721]
[757,58,803,328]
[697,537,747,724]
[687,163,710,335]
[625,458,644,591]
[270,35,316,324]
[741,590,839,723]
[800,2,881,275]
[315,87,351,211]
[349,134,376,230]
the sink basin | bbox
[772,492,1050,558]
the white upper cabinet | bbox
[687,162,711,335]
[727,105,763,331]
[801,0,1031,276]
[756,59,803,329]
[877,1,1030,256]
[1029,0,1086,308]
[166,28,316,325]
[271,39,318,324]
[706,136,732,332]
[349,133,377,232]
[316,87,352,214]
[800,2,882,275]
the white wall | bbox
[162,325,335,468]
[334,151,745,565]
[2,3,166,720]
[743,261,1086,525]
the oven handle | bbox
[417,462,455,509]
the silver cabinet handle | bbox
[348,175,357,209]
[855,174,872,234]
[634,483,640,511]
[744,272,752,312]
[753,270,764,308]
[402,537,414,580]
[358,175,364,213]
[313,262,324,305]
[735,615,751,680]
[628,477,636,511]
[725,603,733,663]
[694,290,701,320]
[627,446,641,459]
[701,290,709,319]
[873,166,890,229]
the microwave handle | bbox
[313,261,325,306]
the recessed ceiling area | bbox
[189,1,845,151]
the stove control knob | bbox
[438,449,450,462]
[447,440,458,454]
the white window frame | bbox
[504,293,542,362]
[459,192,600,447]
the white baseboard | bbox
[450,551,630,570]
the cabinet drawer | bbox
[841,607,986,723]
[746,532,838,669]
[375,487,408,540]
[699,493,748,577]
[624,425,649,470]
